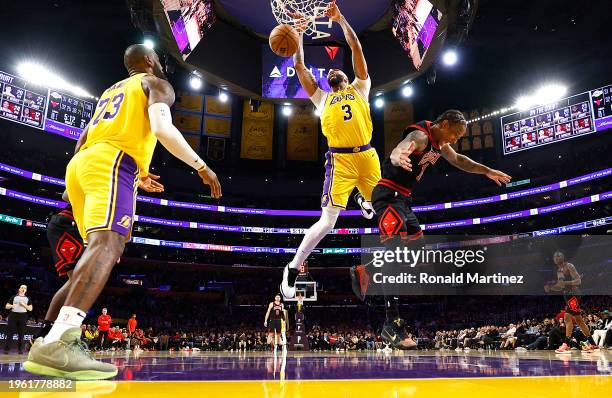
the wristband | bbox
[194,158,207,171]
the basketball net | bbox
[270,0,333,38]
[297,296,304,313]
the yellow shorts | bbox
[65,143,140,243]
[321,147,381,209]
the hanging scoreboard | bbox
[0,69,94,140]
[500,83,612,155]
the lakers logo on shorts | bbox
[117,215,132,229]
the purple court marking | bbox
[0,353,610,381]
[0,160,609,217]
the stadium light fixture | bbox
[282,105,293,116]
[514,84,567,111]
[219,91,229,103]
[442,49,458,66]
[374,97,385,109]
[143,38,155,49]
[401,85,414,98]
[189,74,203,90]
[17,62,95,99]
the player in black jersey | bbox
[350,110,511,349]
[264,294,286,350]
[33,204,85,340]
[546,251,598,353]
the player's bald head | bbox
[124,44,155,71]
[124,44,167,79]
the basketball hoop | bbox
[270,0,332,37]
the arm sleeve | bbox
[352,76,371,100]
[148,103,206,170]
[309,88,328,112]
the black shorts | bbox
[564,294,582,316]
[47,210,84,278]
[269,319,282,333]
[372,184,423,243]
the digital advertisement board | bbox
[262,45,344,99]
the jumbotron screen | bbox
[262,45,344,99]
[162,0,216,60]
[500,83,612,155]
[0,69,94,139]
[392,0,442,70]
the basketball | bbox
[269,24,299,57]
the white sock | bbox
[289,207,340,269]
[43,306,86,344]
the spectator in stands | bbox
[84,325,98,347]
[97,308,112,350]
[593,310,611,348]
[159,331,170,351]
[500,323,517,349]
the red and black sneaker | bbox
[350,265,371,301]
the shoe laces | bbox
[67,338,94,360]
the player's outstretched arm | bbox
[143,75,222,198]
[327,1,368,80]
[441,144,512,186]
[293,32,319,97]
[390,130,428,171]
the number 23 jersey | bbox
[82,73,157,177]
[311,77,372,148]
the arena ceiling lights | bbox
[16,62,96,99]
[514,84,567,111]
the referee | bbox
[3,285,33,354]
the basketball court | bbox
[1,350,611,397]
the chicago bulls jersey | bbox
[47,205,84,278]
[380,121,442,193]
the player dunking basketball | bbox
[546,251,598,353]
[280,1,381,299]
[25,44,222,380]
[351,111,512,348]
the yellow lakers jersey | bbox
[82,73,156,176]
[321,84,372,148]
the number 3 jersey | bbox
[311,77,372,148]
[380,121,442,192]
[82,73,157,177]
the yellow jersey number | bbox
[342,104,352,121]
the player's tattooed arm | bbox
[142,75,176,107]
[328,1,368,80]
[564,263,582,286]
[293,32,319,97]
[441,144,512,186]
[390,130,428,171]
